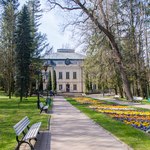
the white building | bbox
[41,49,85,93]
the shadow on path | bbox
[34,130,51,150]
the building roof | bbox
[42,49,85,60]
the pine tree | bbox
[27,0,51,95]
[15,5,33,101]
[27,0,42,57]
[27,0,50,58]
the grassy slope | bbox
[0,95,50,150]
[67,98,150,150]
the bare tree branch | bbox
[47,0,81,10]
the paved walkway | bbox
[87,94,150,110]
[50,96,132,150]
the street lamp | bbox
[36,70,41,109]
[43,64,48,97]
[20,76,24,102]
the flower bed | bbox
[73,97,150,132]
[74,97,103,105]
[89,105,134,110]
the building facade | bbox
[41,49,85,93]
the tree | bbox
[116,0,149,98]
[0,0,19,98]
[47,0,133,100]
[27,0,52,95]
[52,70,56,91]
[48,0,150,100]
[15,5,33,101]
[27,0,44,58]
[84,73,89,93]
[47,71,52,91]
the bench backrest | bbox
[133,96,143,100]
[39,102,44,108]
[13,116,30,136]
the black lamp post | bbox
[36,70,41,109]
[43,64,48,97]
[20,76,24,102]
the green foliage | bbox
[27,0,49,58]
[0,95,50,150]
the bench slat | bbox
[23,122,41,140]
[40,102,48,110]
[13,116,30,136]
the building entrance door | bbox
[66,84,70,92]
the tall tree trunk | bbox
[76,1,133,100]
[8,73,12,99]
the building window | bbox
[73,84,77,91]
[59,72,62,79]
[59,84,63,90]
[73,72,77,79]
[93,84,96,90]
[66,72,69,79]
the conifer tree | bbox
[27,0,51,95]
[15,5,33,101]
[52,70,56,91]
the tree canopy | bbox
[47,0,150,99]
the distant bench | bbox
[39,102,49,113]
[13,116,41,150]
[114,95,120,99]
[132,96,143,102]
[82,93,86,96]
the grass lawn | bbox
[67,97,150,150]
[0,94,50,150]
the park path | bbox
[87,94,150,110]
[50,96,132,150]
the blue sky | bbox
[20,0,78,52]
